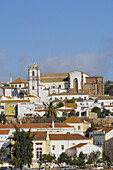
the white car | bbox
[96,166,104,169]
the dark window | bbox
[32,86,34,90]
[59,85,61,88]
[61,145,64,150]
[32,71,35,76]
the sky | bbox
[0,0,113,82]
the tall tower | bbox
[28,62,40,96]
[10,73,12,83]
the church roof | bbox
[10,78,28,84]
[40,73,68,82]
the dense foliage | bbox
[45,102,57,118]
[40,154,56,163]
[0,113,6,124]
[91,106,111,118]
[56,102,64,108]
[0,147,7,164]
[9,125,35,169]
[87,151,101,165]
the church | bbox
[28,62,104,102]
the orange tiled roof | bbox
[105,137,113,142]
[105,105,113,107]
[0,130,9,134]
[68,143,87,150]
[10,78,28,84]
[49,134,89,140]
[0,82,7,85]
[25,95,37,98]
[30,131,47,140]
[91,126,113,134]
[64,117,83,123]
[0,123,72,129]
[21,86,28,89]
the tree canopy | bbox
[45,102,57,118]
[0,147,7,164]
[9,125,35,169]
[87,151,101,165]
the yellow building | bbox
[5,103,17,118]
[64,117,91,135]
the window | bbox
[60,97,62,100]
[37,148,42,150]
[11,110,14,115]
[32,86,34,90]
[52,145,55,150]
[52,86,55,88]
[32,71,35,76]
[59,85,61,88]
[61,145,64,150]
[78,126,81,130]
[36,148,42,158]
[7,110,10,113]
[36,143,42,145]
[11,85,14,87]
[15,85,17,87]
[19,85,21,87]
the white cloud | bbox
[39,51,113,78]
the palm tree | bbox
[45,102,57,119]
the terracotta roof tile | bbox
[64,117,83,123]
[0,123,72,129]
[91,126,113,134]
[49,134,89,140]
[68,143,87,150]
[25,95,37,98]
[0,130,9,134]
[105,137,113,142]
[30,131,47,140]
[10,78,28,84]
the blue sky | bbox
[0,0,113,82]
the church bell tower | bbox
[28,62,40,96]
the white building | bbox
[66,143,103,160]
[28,62,104,103]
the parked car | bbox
[108,165,113,168]
[0,167,9,170]
[96,165,104,169]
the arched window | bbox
[32,71,35,76]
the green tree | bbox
[87,151,101,165]
[40,154,56,163]
[9,125,35,170]
[91,107,101,114]
[86,123,96,137]
[62,111,68,117]
[65,99,75,103]
[76,152,85,167]
[58,152,72,165]
[45,102,57,118]
[0,113,6,124]
[68,110,76,117]
[0,147,7,164]
[56,102,64,108]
